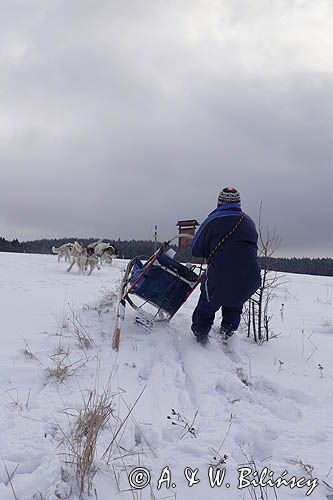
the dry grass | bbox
[60,390,115,496]
[46,349,86,383]
[67,305,94,350]
[1,454,19,500]
[32,492,46,500]
[239,444,280,500]
[83,290,117,315]
[21,339,42,367]
[3,387,31,412]
[166,408,198,439]
[102,386,147,465]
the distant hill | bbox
[0,236,332,276]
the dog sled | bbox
[112,235,204,350]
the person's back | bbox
[190,187,261,344]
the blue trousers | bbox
[191,287,243,337]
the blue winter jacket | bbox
[190,203,261,307]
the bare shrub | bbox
[244,203,285,343]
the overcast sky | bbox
[1,0,332,256]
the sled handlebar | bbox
[164,234,194,245]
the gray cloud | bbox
[1,0,333,256]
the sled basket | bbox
[122,234,204,321]
[129,253,198,315]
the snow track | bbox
[0,253,333,499]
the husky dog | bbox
[91,241,112,255]
[52,243,73,263]
[85,246,101,275]
[89,241,117,266]
[100,245,117,265]
[66,241,87,273]
[88,239,103,250]
[66,240,117,275]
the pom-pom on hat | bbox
[218,187,241,205]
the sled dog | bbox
[66,241,87,273]
[52,243,73,263]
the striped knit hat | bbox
[218,187,241,205]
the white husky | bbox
[52,243,73,263]
[66,241,87,273]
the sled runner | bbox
[112,235,204,350]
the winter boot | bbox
[194,333,209,346]
[219,326,234,344]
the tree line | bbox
[260,256,333,277]
[0,236,158,260]
[0,236,332,276]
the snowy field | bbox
[0,252,333,500]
